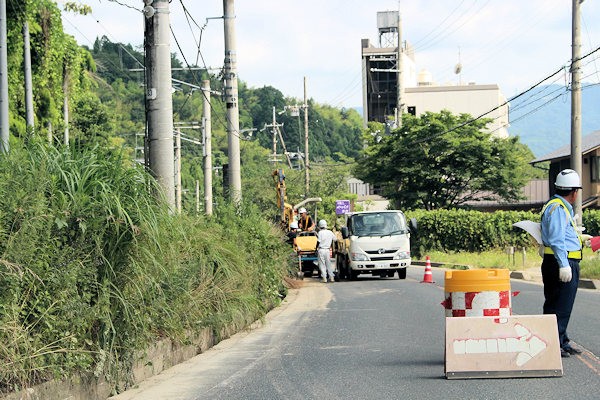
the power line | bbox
[409,0,467,49]
[106,0,141,12]
[170,1,245,143]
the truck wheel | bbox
[398,268,407,280]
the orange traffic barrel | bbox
[443,269,512,317]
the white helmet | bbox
[290,221,298,229]
[298,207,307,214]
[318,219,327,228]
[555,169,582,190]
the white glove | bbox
[581,234,593,247]
[559,266,572,283]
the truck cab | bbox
[336,210,416,280]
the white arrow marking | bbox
[453,323,547,366]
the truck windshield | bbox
[349,213,407,237]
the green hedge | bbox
[406,208,600,255]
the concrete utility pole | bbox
[202,79,213,216]
[195,179,200,214]
[0,0,9,153]
[23,21,34,132]
[396,8,404,128]
[223,0,242,204]
[271,106,278,163]
[304,76,310,196]
[144,0,176,211]
[174,130,181,213]
[571,0,583,222]
[63,77,69,145]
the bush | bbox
[0,142,290,394]
[406,209,538,254]
[406,208,600,256]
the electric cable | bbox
[413,44,600,145]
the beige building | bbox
[404,77,509,139]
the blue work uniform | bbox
[540,195,581,350]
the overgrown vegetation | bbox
[0,141,291,394]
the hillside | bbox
[508,84,600,158]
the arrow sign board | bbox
[445,315,563,379]
[335,200,351,215]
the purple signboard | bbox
[335,200,351,215]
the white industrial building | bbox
[360,11,509,139]
[404,72,509,138]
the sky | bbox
[59,0,600,109]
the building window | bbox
[591,156,600,182]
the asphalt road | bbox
[110,266,600,400]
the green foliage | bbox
[582,209,600,236]
[406,209,539,254]
[6,0,99,141]
[89,36,144,85]
[238,85,363,162]
[354,111,534,210]
[0,141,290,394]
[69,92,115,147]
[63,2,92,15]
[407,208,600,257]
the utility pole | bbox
[571,0,583,223]
[202,79,213,216]
[23,21,34,132]
[195,180,200,214]
[271,106,277,164]
[174,130,181,213]
[303,76,310,196]
[396,7,404,128]
[0,0,9,153]
[264,107,287,166]
[144,0,176,211]
[63,75,69,145]
[223,0,242,204]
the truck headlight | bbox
[394,251,410,260]
[351,252,369,261]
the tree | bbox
[354,110,534,210]
[5,0,97,140]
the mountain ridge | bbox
[506,84,600,158]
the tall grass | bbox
[0,141,290,394]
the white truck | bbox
[336,210,417,280]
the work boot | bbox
[560,349,570,358]
[563,345,582,355]
[322,277,327,283]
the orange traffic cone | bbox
[421,255,434,283]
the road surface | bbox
[110,266,600,399]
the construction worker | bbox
[286,221,299,246]
[540,169,585,358]
[297,207,315,232]
[316,219,337,282]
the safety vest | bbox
[541,197,582,260]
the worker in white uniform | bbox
[316,219,337,282]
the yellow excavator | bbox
[273,169,322,278]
